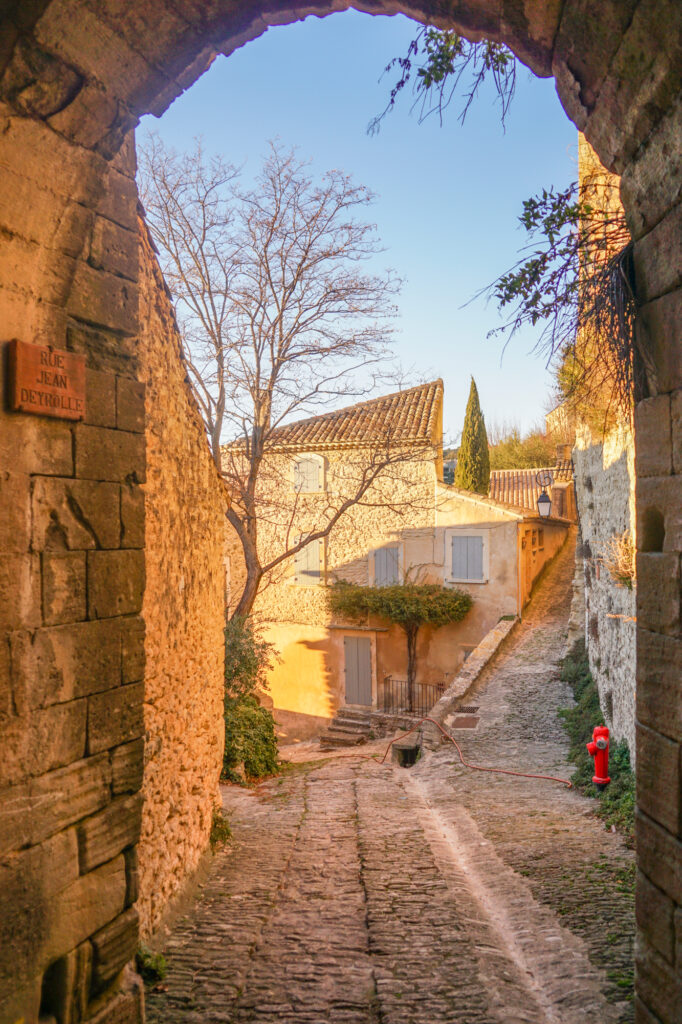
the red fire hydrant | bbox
[586,725,611,791]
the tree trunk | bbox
[405,625,418,713]
[226,508,263,620]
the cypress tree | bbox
[454,377,490,494]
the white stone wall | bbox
[573,421,637,758]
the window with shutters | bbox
[292,536,324,585]
[372,545,400,586]
[292,454,324,492]
[446,531,487,583]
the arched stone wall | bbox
[0,3,680,1022]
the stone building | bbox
[0,4,680,1022]
[240,382,570,740]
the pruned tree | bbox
[328,580,472,710]
[139,137,438,618]
[454,377,490,493]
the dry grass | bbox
[601,530,635,589]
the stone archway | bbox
[0,3,680,1022]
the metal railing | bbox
[379,676,447,718]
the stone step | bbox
[334,707,372,722]
[319,731,368,749]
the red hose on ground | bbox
[329,716,573,789]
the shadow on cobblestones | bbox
[147,533,634,1024]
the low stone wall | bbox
[573,421,636,758]
[137,220,228,937]
[421,616,519,749]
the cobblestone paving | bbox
[147,536,635,1024]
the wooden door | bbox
[344,636,372,706]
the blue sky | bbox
[139,10,577,443]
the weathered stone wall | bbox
[136,221,228,938]
[573,421,637,757]
[0,117,146,1023]
[0,2,681,1020]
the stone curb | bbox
[420,617,519,750]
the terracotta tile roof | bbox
[488,462,573,513]
[265,380,443,449]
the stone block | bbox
[0,828,80,1002]
[637,723,681,837]
[636,869,676,963]
[97,164,139,233]
[29,754,112,848]
[637,810,682,905]
[0,779,32,856]
[552,0,637,133]
[634,994,666,1024]
[88,681,144,755]
[635,934,682,1024]
[621,89,682,239]
[124,847,139,908]
[0,399,73,476]
[120,483,144,548]
[634,394,672,477]
[43,855,127,968]
[636,553,680,636]
[22,699,88,782]
[32,477,121,551]
[111,739,144,796]
[89,217,138,282]
[85,969,144,1024]
[0,554,41,628]
[40,940,92,1024]
[672,389,682,475]
[0,469,30,552]
[78,793,143,874]
[75,424,145,483]
[637,476,682,553]
[87,549,144,618]
[116,377,145,433]
[121,615,145,683]
[10,619,122,710]
[91,908,139,991]
[633,202,682,304]
[67,259,137,337]
[42,550,86,625]
[637,630,682,741]
[85,368,117,428]
[67,322,137,377]
[637,287,682,395]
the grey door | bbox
[344,636,372,706]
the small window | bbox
[450,535,484,581]
[293,455,323,492]
[538,528,544,550]
[532,529,538,547]
[293,536,323,585]
[374,545,400,586]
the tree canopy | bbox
[454,378,490,494]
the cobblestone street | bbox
[147,537,635,1024]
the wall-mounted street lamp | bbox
[536,470,553,518]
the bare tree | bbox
[139,137,435,618]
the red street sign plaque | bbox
[8,340,86,421]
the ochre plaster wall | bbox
[137,221,228,937]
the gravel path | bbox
[147,536,634,1024]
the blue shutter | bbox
[295,537,321,584]
[451,536,484,580]
[375,546,399,585]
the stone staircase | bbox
[320,707,372,749]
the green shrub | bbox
[559,640,635,846]
[209,808,232,851]
[223,617,279,784]
[136,945,167,984]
